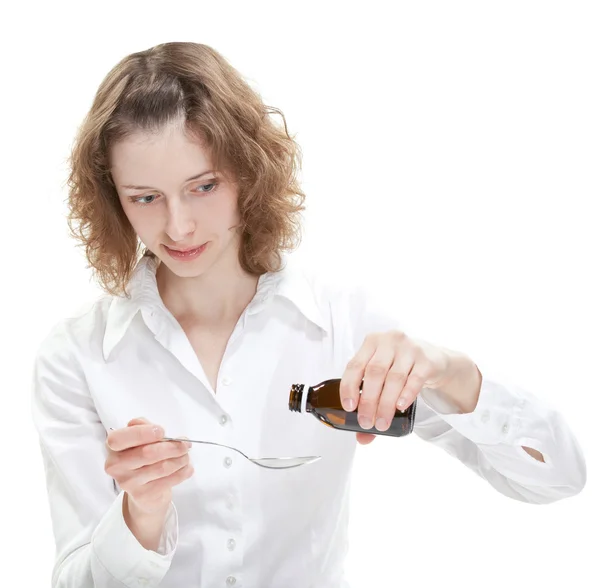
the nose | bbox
[165,198,195,242]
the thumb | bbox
[356,432,377,445]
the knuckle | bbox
[176,464,194,482]
[389,330,406,344]
[176,441,190,456]
[365,362,387,376]
[141,443,158,462]
[410,369,428,382]
[172,456,187,471]
[364,331,381,344]
[157,460,170,477]
[386,370,407,383]
[346,358,363,371]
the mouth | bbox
[163,242,208,260]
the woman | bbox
[32,42,586,588]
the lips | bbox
[163,242,208,261]
[166,246,202,253]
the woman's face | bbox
[110,120,242,279]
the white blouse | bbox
[31,254,586,588]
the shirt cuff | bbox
[91,491,178,587]
[420,374,541,449]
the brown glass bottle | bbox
[289,378,416,437]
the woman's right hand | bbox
[105,417,194,516]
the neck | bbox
[156,250,260,327]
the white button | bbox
[222,376,232,386]
[226,576,237,586]
[224,456,233,468]
[481,410,490,423]
[138,580,149,587]
[220,415,228,425]
[226,499,234,510]
[502,423,510,434]
[227,538,236,551]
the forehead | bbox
[110,121,214,185]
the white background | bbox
[1,1,598,586]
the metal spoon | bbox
[162,437,321,469]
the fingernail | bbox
[343,398,356,411]
[397,397,407,409]
[153,426,164,439]
[375,418,388,431]
[358,415,372,429]
[186,441,193,449]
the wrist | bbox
[123,492,171,551]
[433,351,482,414]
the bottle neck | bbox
[289,383,313,413]
[304,387,314,413]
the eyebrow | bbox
[120,170,217,190]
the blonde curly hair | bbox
[67,42,306,296]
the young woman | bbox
[32,42,586,588]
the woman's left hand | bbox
[340,330,467,445]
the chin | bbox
[164,262,209,279]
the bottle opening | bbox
[288,384,304,412]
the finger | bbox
[105,438,190,481]
[106,417,152,451]
[128,439,191,469]
[340,336,378,412]
[136,463,195,500]
[357,345,395,430]
[396,366,429,410]
[128,417,150,426]
[107,423,165,452]
[356,432,377,445]
[127,454,190,487]
[375,355,414,431]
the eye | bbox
[193,181,218,194]
[130,194,158,206]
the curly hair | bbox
[66,42,306,297]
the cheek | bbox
[198,192,240,226]
[121,204,159,239]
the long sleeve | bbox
[344,283,587,505]
[31,321,179,587]
[415,374,586,504]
